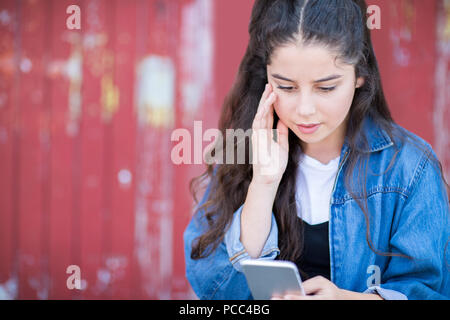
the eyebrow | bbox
[271,73,343,83]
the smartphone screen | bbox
[241,260,305,300]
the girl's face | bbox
[267,43,364,157]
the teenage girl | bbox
[184,0,450,300]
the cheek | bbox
[323,89,354,117]
[273,98,291,120]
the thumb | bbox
[276,119,289,150]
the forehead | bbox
[268,43,352,79]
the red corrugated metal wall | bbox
[0,0,448,299]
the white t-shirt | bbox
[295,154,340,225]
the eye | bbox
[318,86,336,92]
[277,86,294,91]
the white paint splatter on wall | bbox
[0,9,11,24]
[0,278,17,300]
[133,126,175,298]
[135,55,175,128]
[47,32,83,138]
[133,47,178,297]
[117,168,132,189]
[180,0,214,125]
[389,1,415,68]
[66,48,83,137]
[93,255,128,295]
[156,136,174,299]
[19,57,32,73]
[391,34,410,67]
[133,191,152,292]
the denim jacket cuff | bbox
[364,285,408,300]
[223,204,280,272]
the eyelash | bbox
[277,86,336,93]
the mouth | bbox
[297,123,321,134]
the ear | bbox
[356,77,365,88]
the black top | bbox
[294,219,331,281]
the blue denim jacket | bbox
[184,116,450,300]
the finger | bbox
[261,92,276,133]
[255,84,272,117]
[276,119,289,149]
[263,92,276,115]
[252,106,265,129]
[256,100,270,124]
[251,127,270,162]
[261,83,272,103]
[276,118,288,138]
[266,98,276,142]
[265,93,276,130]
[302,276,328,295]
[260,114,267,129]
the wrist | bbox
[250,178,280,192]
[249,180,279,202]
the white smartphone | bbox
[241,259,305,300]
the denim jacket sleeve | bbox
[184,170,280,300]
[223,204,280,272]
[365,150,450,300]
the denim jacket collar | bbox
[343,115,394,154]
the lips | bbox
[299,123,320,128]
[297,123,321,134]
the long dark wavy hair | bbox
[189,0,450,269]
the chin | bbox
[293,129,326,145]
[299,136,323,145]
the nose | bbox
[295,90,316,117]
